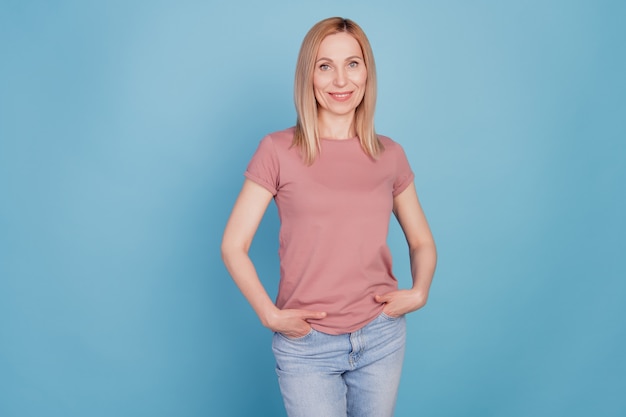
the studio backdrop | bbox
[1,1,624,416]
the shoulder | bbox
[377,133,413,172]
[377,134,406,154]
[260,126,295,148]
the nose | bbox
[334,67,347,87]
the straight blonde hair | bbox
[293,17,382,165]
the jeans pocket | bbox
[278,327,315,341]
[380,311,403,321]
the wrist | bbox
[409,287,428,306]
[259,306,280,329]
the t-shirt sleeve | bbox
[244,136,279,195]
[392,143,415,197]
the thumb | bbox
[375,294,389,304]
[298,310,327,320]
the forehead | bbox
[316,32,363,59]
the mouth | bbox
[328,92,353,102]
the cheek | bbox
[312,77,321,91]
[313,72,329,90]
[312,77,325,103]
[348,68,367,88]
[355,70,368,87]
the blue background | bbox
[1,1,625,416]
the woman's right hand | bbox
[265,308,327,338]
[222,181,327,339]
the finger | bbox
[285,326,312,338]
[375,294,390,303]
[383,309,401,318]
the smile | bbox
[329,92,353,102]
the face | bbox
[313,32,367,119]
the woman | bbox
[221,17,436,417]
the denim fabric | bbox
[272,312,406,417]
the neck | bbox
[317,110,356,140]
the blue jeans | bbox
[272,312,406,417]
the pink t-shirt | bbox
[245,127,414,334]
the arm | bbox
[375,182,437,316]
[221,179,326,337]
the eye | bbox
[348,61,359,69]
[319,63,331,71]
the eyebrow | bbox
[315,55,363,64]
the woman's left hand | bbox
[375,289,428,318]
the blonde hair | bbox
[293,17,382,165]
